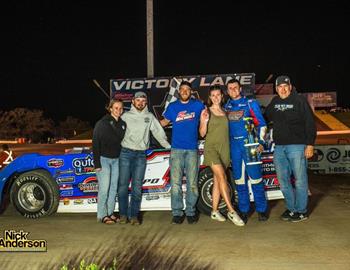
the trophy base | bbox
[244,142,259,147]
[246,161,262,165]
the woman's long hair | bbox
[206,84,225,107]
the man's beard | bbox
[179,94,190,102]
[135,105,146,111]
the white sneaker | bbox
[227,211,245,226]
[211,211,226,222]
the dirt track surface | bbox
[1,175,350,270]
[1,143,350,269]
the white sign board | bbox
[308,145,350,174]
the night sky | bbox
[2,1,349,124]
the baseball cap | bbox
[275,75,291,86]
[134,91,147,98]
[179,80,192,89]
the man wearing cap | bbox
[265,75,316,222]
[118,91,170,225]
[161,81,205,224]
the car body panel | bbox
[0,143,284,214]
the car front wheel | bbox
[10,170,59,218]
[197,167,237,216]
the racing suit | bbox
[224,97,268,214]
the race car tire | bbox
[10,169,59,218]
[197,167,237,216]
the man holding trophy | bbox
[224,79,268,223]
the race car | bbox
[0,142,283,219]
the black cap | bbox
[179,80,192,89]
[275,75,291,86]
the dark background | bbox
[2,1,349,124]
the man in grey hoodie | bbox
[118,91,170,225]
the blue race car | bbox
[0,144,283,218]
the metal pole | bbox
[146,0,154,78]
[92,79,110,99]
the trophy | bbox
[243,117,262,165]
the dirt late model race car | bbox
[0,142,283,219]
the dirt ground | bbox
[1,175,349,270]
[0,143,349,269]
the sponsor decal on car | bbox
[56,176,75,183]
[55,169,74,175]
[78,176,98,193]
[72,155,94,175]
[263,177,280,190]
[262,161,276,173]
[47,158,64,168]
[73,199,84,205]
[59,184,73,190]
[87,198,97,204]
[143,178,161,185]
[145,195,160,201]
[60,190,73,197]
[63,198,70,205]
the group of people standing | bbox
[92,92,170,225]
[92,75,316,226]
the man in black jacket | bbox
[265,76,316,222]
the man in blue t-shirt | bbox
[161,81,205,225]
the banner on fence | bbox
[308,145,350,174]
[110,73,255,119]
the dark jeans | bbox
[118,147,146,218]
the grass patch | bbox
[55,232,214,270]
[60,258,118,270]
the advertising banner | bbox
[308,145,350,174]
[302,92,337,108]
[110,73,255,119]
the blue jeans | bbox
[118,147,146,218]
[96,156,119,220]
[273,144,309,213]
[170,149,199,217]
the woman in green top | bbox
[199,85,244,226]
